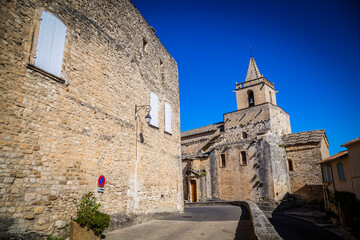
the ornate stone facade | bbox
[182,57,329,204]
[0,0,182,237]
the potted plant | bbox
[70,192,110,240]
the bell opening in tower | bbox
[248,90,255,107]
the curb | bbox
[185,201,282,240]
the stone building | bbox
[317,137,360,227]
[0,0,182,237]
[182,56,329,204]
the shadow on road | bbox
[162,206,241,222]
[269,214,343,240]
[234,205,256,240]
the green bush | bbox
[46,236,66,240]
[73,192,110,236]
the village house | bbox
[0,0,182,237]
[182,56,330,205]
[317,137,360,228]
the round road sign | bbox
[98,175,106,187]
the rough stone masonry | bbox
[0,0,182,237]
[181,56,330,205]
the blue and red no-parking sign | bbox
[98,175,106,187]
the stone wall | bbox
[286,144,323,193]
[0,0,182,237]
[216,103,290,202]
[268,104,291,136]
[235,78,278,110]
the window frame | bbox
[287,158,294,171]
[220,153,226,168]
[248,90,255,107]
[28,10,67,84]
[242,132,248,139]
[34,11,67,78]
[326,165,332,183]
[337,162,345,180]
[321,165,327,182]
[240,151,247,165]
[149,92,159,128]
[164,101,172,134]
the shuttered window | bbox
[321,166,326,182]
[164,102,171,134]
[35,11,67,78]
[337,163,345,180]
[326,165,332,182]
[150,92,159,127]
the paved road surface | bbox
[269,214,343,240]
[105,206,254,240]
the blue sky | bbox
[131,0,360,155]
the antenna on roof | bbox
[249,45,252,57]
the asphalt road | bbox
[269,214,343,240]
[105,206,254,240]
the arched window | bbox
[248,90,255,107]
[287,159,294,171]
[35,11,67,78]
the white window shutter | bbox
[35,11,67,78]
[150,92,159,127]
[165,102,171,133]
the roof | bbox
[181,122,223,138]
[341,137,360,147]
[245,57,262,81]
[282,129,326,147]
[182,152,209,159]
[316,150,348,164]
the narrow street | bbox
[105,206,255,240]
[269,214,343,240]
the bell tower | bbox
[235,57,277,110]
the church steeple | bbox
[245,57,262,81]
[235,56,277,110]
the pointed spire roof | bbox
[245,57,262,81]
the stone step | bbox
[256,202,277,207]
[258,206,276,211]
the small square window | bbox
[242,132,248,139]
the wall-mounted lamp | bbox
[135,105,152,124]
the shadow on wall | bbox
[274,185,324,212]
[233,205,256,240]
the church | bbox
[181,56,330,203]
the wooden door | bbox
[191,180,197,202]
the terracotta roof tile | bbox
[316,150,348,164]
[341,137,360,147]
[282,129,325,147]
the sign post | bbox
[98,175,105,193]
